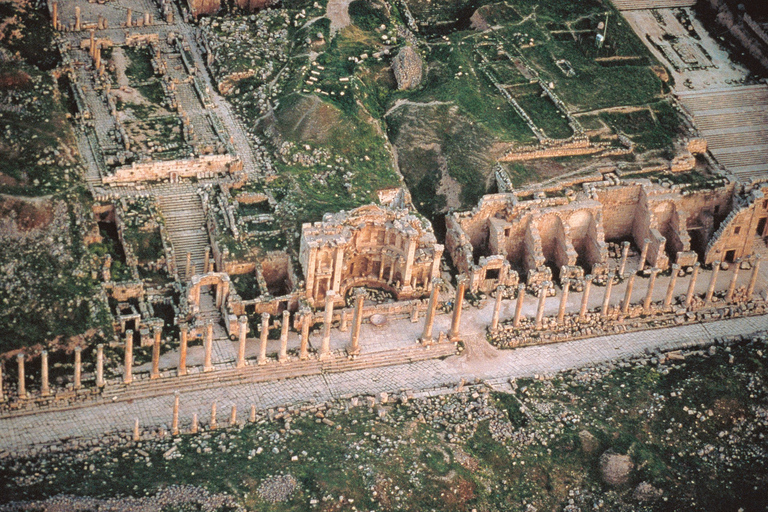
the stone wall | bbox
[447,173,768,286]
[103,155,240,185]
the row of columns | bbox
[488,257,762,332]
[135,398,265,440]
[5,344,106,401]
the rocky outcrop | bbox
[392,46,423,90]
[599,451,634,486]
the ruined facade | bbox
[300,204,443,307]
[447,169,768,293]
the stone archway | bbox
[187,272,231,313]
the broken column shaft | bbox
[618,241,630,275]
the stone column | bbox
[89,30,95,57]
[52,2,58,29]
[319,291,335,360]
[664,264,680,308]
[685,262,700,308]
[0,363,4,402]
[643,268,660,313]
[339,310,349,332]
[448,277,467,341]
[185,252,191,278]
[299,308,311,360]
[41,350,50,397]
[151,327,162,379]
[705,261,721,304]
[491,286,505,331]
[278,310,290,362]
[601,275,614,317]
[96,344,105,387]
[637,238,651,272]
[237,316,247,368]
[348,290,365,356]
[178,323,188,377]
[725,259,741,302]
[191,413,199,434]
[421,280,441,344]
[74,346,82,390]
[618,241,630,275]
[203,321,214,372]
[250,404,257,423]
[513,283,526,327]
[126,8,132,27]
[133,418,140,442]
[621,274,636,315]
[203,247,210,273]
[258,312,270,365]
[124,330,133,385]
[16,354,26,399]
[747,257,761,300]
[75,6,81,31]
[535,283,548,330]
[557,280,570,324]
[172,393,180,435]
[579,275,593,321]
[230,404,237,426]
[210,402,217,430]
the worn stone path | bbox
[3,313,767,454]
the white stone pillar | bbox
[258,312,270,365]
[150,327,162,379]
[579,275,593,321]
[513,283,525,327]
[725,259,741,302]
[621,274,636,315]
[618,241,630,275]
[535,283,548,330]
[643,268,660,313]
[299,308,311,360]
[203,321,214,372]
[278,310,290,362]
[237,316,247,368]
[601,275,614,317]
[178,323,188,377]
[491,286,505,331]
[421,279,441,344]
[172,393,180,435]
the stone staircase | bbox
[678,85,768,182]
[99,342,459,403]
[611,0,696,10]
[157,191,210,280]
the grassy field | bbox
[2,336,766,511]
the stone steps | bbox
[101,342,458,403]
[157,191,211,280]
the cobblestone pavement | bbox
[3,313,767,454]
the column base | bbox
[299,353,309,361]
[278,355,288,363]
[346,348,360,357]
[150,373,159,380]
[420,336,433,346]
[318,352,332,361]
[203,366,214,372]
[236,361,245,369]
[257,358,268,366]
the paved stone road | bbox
[3,313,767,454]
